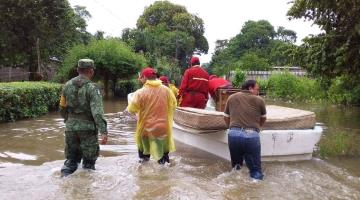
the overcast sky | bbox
[69,0,321,63]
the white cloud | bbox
[69,0,321,63]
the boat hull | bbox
[173,123,323,162]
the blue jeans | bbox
[228,127,263,180]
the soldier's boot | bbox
[82,160,96,170]
[61,159,78,177]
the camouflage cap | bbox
[78,59,95,68]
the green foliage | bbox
[319,132,351,158]
[211,48,237,76]
[210,20,298,74]
[0,82,62,122]
[123,1,208,70]
[267,72,325,101]
[238,52,270,70]
[55,39,146,82]
[0,0,91,80]
[55,39,146,97]
[256,78,268,93]
[269,40,299,66]
[114,80,141,98]
[275,26,297,43]
[288,0,360,88]
[327,76,360,105]
[153,56,181,84]
[228,20,276,58]
[232,69,246,88]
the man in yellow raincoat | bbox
[127,67,177,164]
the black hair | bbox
[191,60,200,66]
[241,79,257,90]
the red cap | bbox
[159,76,170,86]
[209,75,217,80]
[190,57,200,65]
[140,67,157,78]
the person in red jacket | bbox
[178,57,209,109]
[208,75,233,101]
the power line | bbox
[91,0,132,28]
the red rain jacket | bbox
[178,65,209,108]
[208,78,232,99]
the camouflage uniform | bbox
[59,59,107,176]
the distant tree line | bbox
[209,20,298,77]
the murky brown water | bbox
[1,99,359,199]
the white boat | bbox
[127,92,323,162]
[173,122,323,162]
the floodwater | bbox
[0,99,359,200]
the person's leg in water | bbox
[138,150,150,163]
[61,131,81,177]
[79,130,99,170]
[244,136,263,180]
[157,152,169,165]
[228,128,245,170]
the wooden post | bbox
[9,67,12,82]
[36,38,41,74]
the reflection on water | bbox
[0,99,360,199]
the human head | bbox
[77,58,95,79]
[209,75,217,80]
[241,79,259,95]
[190,57,200,66]
[139,67,157,84]
[159,76,170,87]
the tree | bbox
[210,20,298,74]
[210,20,276,73]
[55,39,146,97]
[269,40,299,66]
[0,0,91,80]
[214,39,229,52]
[123,1,208,71]
[238,52,270,71]
[227,20,276,58]
[275,26,297,43]
[94,31,105,40]
[288,0,360,81]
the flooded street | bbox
[1,99,360,199]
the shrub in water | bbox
[0,82,62,122]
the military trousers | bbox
[65,130,99,163]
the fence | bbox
[245,70,307,80]
[0,61,59,82]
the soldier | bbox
[59,58,108,177]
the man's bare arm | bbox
[224,116,230,128]
[260,116,266,127]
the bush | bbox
[267,72,325,101]
[319,131,351,158]
[114,79,141,98]
[0,82,62,122]
[327,76,360,105]
[232,69,246,88]
[256,78,268,94]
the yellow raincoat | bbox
[127,80,177,160]
[169,83,179,98]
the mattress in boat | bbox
[174,105,316,130]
